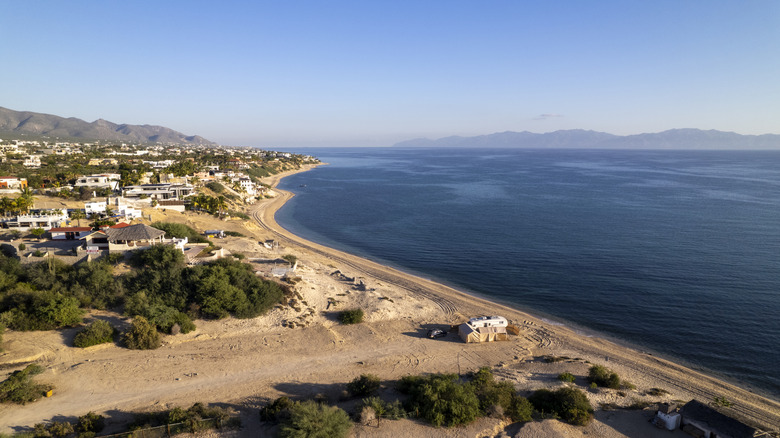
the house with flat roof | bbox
[75,174,121,191]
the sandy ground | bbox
[1,166,779,437]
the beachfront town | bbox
[0,138,317,257]
[1,138,778,438]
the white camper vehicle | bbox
[467,316,508,328]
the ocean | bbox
[274,148,780,399]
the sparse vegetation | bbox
[0,364,51,404]
[73,319,117,348]
[528,387,594,426]
[123,316,161,350]
[278,400,352,438]
[347,374,381,397]
[587,364,623,389]
[338,308,364,325]
[282,254,297,266]
[558,372,576,383]
[359,397,407,421]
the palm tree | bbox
[216,196,227,218]
[70,209,86,226]
[18,187,34,213]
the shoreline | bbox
[258,165,780,430]
[1,164,777,435]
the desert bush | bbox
[507,395,534,422]
[76,412,105,433]
[282,254,297,266]
[279,400,352,438]
[0,323,4,352]
[398,373,481,427]
[347,374,381,397]
[123,316,161,350]
[528,387,593,426]
[647,387,669,397]
[224,231,245,237]
[558,372,576,383]
[47,421,74,438]
[588,365,621,389]
[18,243,25,251]
[146,304,196,334]
[359,397,407,420]
[260,396,295,422]
[231,252,245,260]
[73,320,117,348]
[0,364,50,404]
[205,181,225,194]
[338,309,364,325]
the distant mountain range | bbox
[0,107,215,145]
[393,129,780,150]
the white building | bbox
[75,174,121,191]
[122,183,194,200]
[23,155,41,168]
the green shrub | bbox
[205,182,225,194]
[587,365,621,389]
[18,243,25,251]
[232,253,246,260]
[224,231,245,237]
[528,387,593,426]
[507,395,534,422]
[347,374,381,397]
[279,400,352,438]
[76,412,105,433]
[260,396,295,422]
[558,372,576,383]
[73,320,117,348]
[123,316,161,350]
[229,211,249,220]
[282,254,297,266]
[47,421,74,438]
[469,367,515,414]
[398,373,481,427]
[359,397,407,420]
[0,364,50,404]
[338,309,364,325]
[0,323,4,353]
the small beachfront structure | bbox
[458,315,509,343]
[679,399,769,438]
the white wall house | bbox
[1,211,69,231]
[122,184,194,200]
[23,155,41,168]
[75,174,121,191]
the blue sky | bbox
[2,1,779,147]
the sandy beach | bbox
[1,165,778,437]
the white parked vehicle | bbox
[467,316,508,328]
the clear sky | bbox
[2,1,779,147]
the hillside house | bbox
[23,155,41,168]
[75,174,121,191]
[1,211,69,231]
[122,183,194,200]
[0,177,27,193]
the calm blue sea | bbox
[275,148,780,399]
